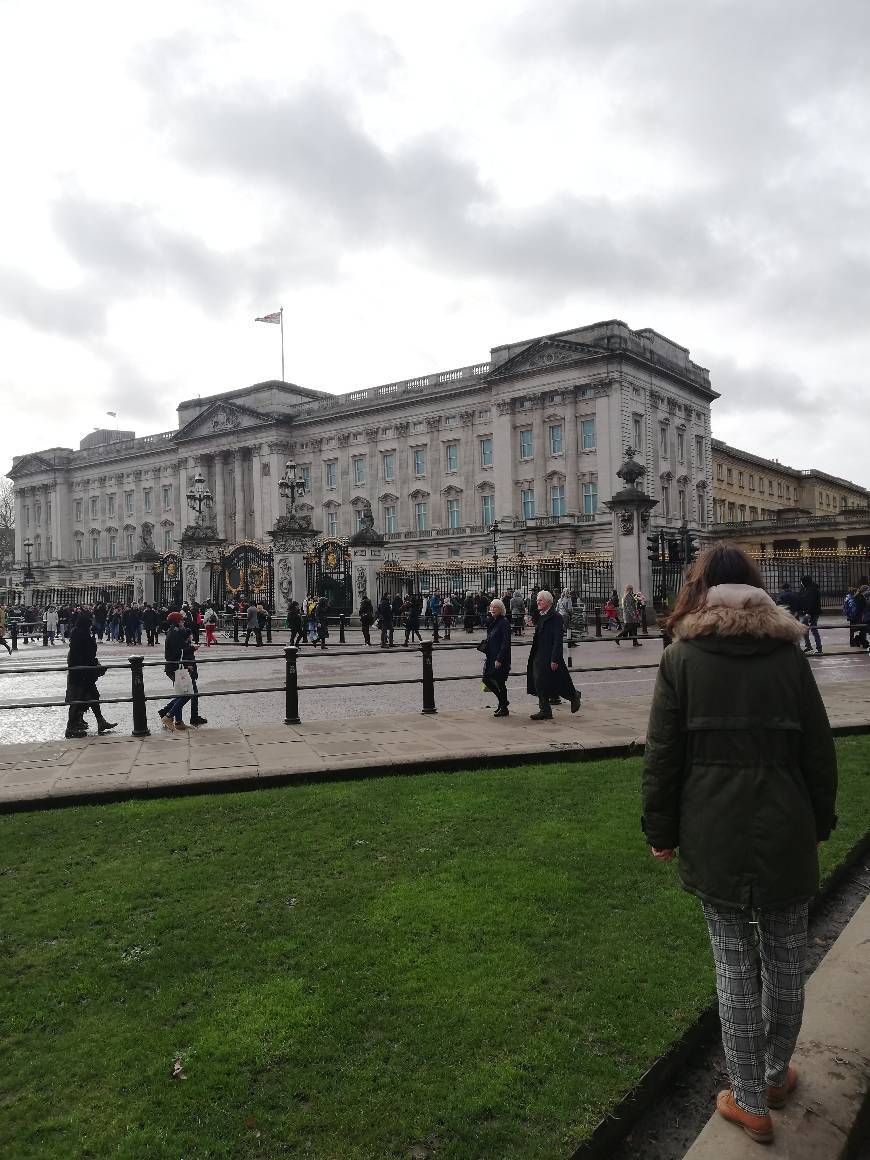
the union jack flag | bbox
[255,310,282,324]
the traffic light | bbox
[646,533,660,564]
[667,538,683,565]
[684,530,702,566]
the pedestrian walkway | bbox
[2,671,870,808]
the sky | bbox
[2,0,870,487]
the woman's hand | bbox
[651,847,676,862]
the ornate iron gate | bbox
[210,542,275,609]
[305,539,352,612]
[153,553,183,607]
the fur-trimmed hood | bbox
[672,583,806,643]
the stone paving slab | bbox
[683,893,870,1159]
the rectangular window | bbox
[107,495,115,518]
[582,482,598,515]
[74,499,83,521]
[521,488,535,519]
[548,424,563,455]
[414,501,427,531]
[327,511,338,537]
[76,539,83,561]
[126,532,134,557]
[550,483,566,516]
[581,418,596,451]
[446,498,460,528]
[785,484,791,499]
[109,535,117,559]
[382,452,395,482]
[698,492,707,525]
[125,491,134,515]
[678,431,685,462]
[325,461,337,489]
[749,474,755,490]
[383,505,396,534]
[143,488,152,513]
[352,456,365,485]
[163,528,172,551]
[34,537,41,561]
[749,506,758,520]
[445,443,459,473]
[695,435,704,465]
[738,471,744,487]
[413,448,426,476]
[35,502,42,525]
[162,485,172,510]
[738,504,746,521]
[662,484,671,516]
[480,437,493,467]
[91,536,100,561]
[679,488,687,520]
[659,425,668,456]
[728,502,736,520]
[716,464,724,481]
[90,496,99,519]
[300,465,311,491]
[25,506,30,528]
[519,429,533,459]
[356,509,366,532]
[481,494,495,525]
[768,480,773,495]
[633,415,643,449]
[726,468,733,485]
[778,481,783,498]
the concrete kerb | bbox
[570,825,870,1160]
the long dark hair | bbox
[661,542,766,634]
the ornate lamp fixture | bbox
[278,461,306,513]
[186,470,214,526]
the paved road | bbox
[1,623,866,745]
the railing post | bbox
[233,615,239,643]
[339,613,346,644]
[11,622,17,652]
[421,640,437,714]
[265,615,272,644]
[595,607,602,637]
[129,655,151,737]
[284,645,301,724]
[43,621,49,647]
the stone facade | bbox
[711,439,870,524]
[7,319,716,585]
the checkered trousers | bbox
[701,900,809,1117]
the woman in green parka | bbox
[642,543,837,1146]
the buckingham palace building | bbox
[7,318,717,601]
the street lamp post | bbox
[185,470,214,527]
[278,461,306,514]
[22,537,35,583]
[489,519,501,594]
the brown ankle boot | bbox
[767,1065,798,1109]
[716,1090,774,1143]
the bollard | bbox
[43,622,49,647]
[284,645,301,724]
[11,622,17,652]
[420,640,437,714]
[595,607,602,637]
[233,615,239,643]
[129,655,151,737]
[339,614,346,644]
[266,616,272,645]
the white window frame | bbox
[582,482,598,515]
[580,418,596,451]
[382,453,395,482]
[445,443,459,473]
[352,456,365,486]
[548,424,563,455]
[446,498,460,528]
[413,448,426,477]
[550,483,566,516]
[383,505,396,534]
[414,501,427,531]
[519,429,533,460]
[480,437,493,467]
[325,461,337,489]
[481,494,495,525]
[521,488,535,519]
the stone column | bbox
[52,477,70,561]
[564,392,579,514]
[426,416,442,528]
[337,433,351,537]
[493,400,514,521]
[14,488,24,565]
[178,459,188,529]
[213,453,227,539]
[532,400,546,519]
[395,422,411,532]
[251,445,264,542]
[460,410,477,527]
[233,449,245,541]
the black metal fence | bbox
[376,557,614,607]
[0,581,134,608]
[753,554,870,606]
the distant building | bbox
[7,319,717,586]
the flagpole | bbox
[280,306,285,381]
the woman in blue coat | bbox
[482,599,511,717]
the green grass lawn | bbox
[1,737,868,1160]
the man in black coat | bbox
[377,594,394,648]
[799,575,823,655]
[526,590,581,720]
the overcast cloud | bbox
[1,0,868,486]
